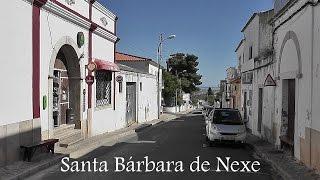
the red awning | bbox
[94,59,120,72]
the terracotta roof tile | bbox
[115,52,151,61]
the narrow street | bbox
[28,112,281,180]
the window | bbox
[212,110,243,125]
[140,82,142,91]
[119,82,123,93]
[243,52,245,63]
[249,46,253,60]
[96,70,112,107]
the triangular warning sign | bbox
[264,74,276,86]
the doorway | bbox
[126,82,137,126]
[243,92,247,120]
[258,88,263,133]
[52,44,81,128]
[287,80,295,142]
[280,79,296,153]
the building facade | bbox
[237,10,275,134]
[234,0,320,171]
[116,52,163,116]
[115,64,159,128]
[272,0,320,170]
[0,0,120,166]
[0,0,162,167]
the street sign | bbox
[264,74,276,86]
[116,75,123,82]
[87,61,97,72]
[85,75,95,85]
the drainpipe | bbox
[137,73,139,123]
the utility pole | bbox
[157,34,176,118]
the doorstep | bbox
[246,133,320,180]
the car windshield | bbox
[212,110,243,125]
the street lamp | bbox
[157,33,176,118]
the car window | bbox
[212,110,243,125]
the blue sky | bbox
[100,0,274,87]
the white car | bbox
[206,108,246,144]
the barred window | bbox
[96,70,112,107]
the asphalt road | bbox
[28,112,281,180]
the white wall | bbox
[114,71,158,129]
[92,2,116,34]
[242,15,259,72]
[274,4,313,159]
[56,0,89,19]
[39,8,89,132]
[312,4,320,132]
[92,34,114,61]
[138,74,158,122]
[0,1,33,126]
[91,34,115,136]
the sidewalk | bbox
[247,133,320,180]
[0,153,67,180]
[0,112,180,180]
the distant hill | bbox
[195,86,219,95]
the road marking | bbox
[127,140,156,144]
[171,120,185,122]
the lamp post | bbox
[157,34,176,118]
[175,70,186,112]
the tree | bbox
[167,53,202,93]
[162,71,181,107]
[207,87,213,95]
[207,95,215,106]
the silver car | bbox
[206,108,246,144]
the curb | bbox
[135,124,152,132]
[5,154,67,180]
[69,115,179,158]
[246,141,291,180]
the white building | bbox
[272,0,320,170]
[237,10,274,133]
[237,10,275,139]
[0,0,120,166]
[114,64,158,128]
[115,53,163,126]
[236,38,253,128]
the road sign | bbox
[264,74,276,86]
[116,75,123,82]
[85,75,95,85]
[87,62,97,72]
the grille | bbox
[96,71,112,107]
[220,133,237,136]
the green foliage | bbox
[162,71,179,107]
[167,53,202,93]
[207,95,215,106]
